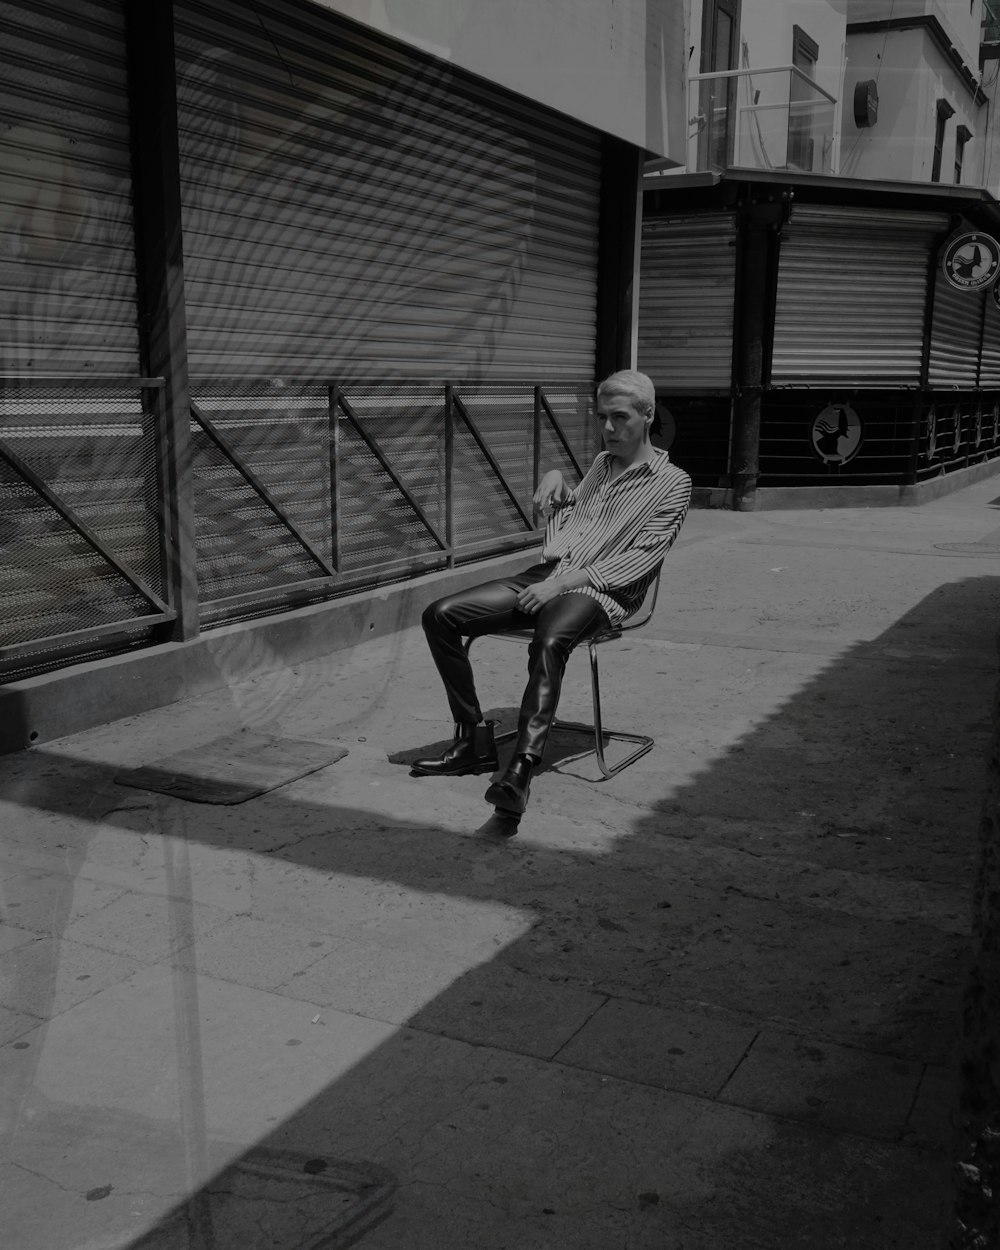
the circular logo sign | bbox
[811,403,862,465]
[943,232,1000,290]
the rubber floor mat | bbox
[114,732,348,804]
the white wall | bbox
[845,0,984,68]
[842,25,983,182]
[740,0,846,97]
[311,0,690,161]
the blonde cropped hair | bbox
[596,369,656,418]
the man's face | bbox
[597,391,651,463]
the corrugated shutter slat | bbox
[981,296,1000,387]
[928,277,983,387]
[0,0,138,374]
[175,0,600,384]
[637,213,737,390]
[772,205,947,386]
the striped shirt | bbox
[542,448,691,625]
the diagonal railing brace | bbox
[335,392,449,551]
[191,401,337,578]
[537,387,585,479]
[0,435,171,615]
[452,393,534,531]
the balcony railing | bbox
[689,66,837,175]
[984,0,1000,55]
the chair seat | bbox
[479,623,624,646]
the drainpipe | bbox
[732,195,785,511]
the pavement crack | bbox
[9,1160,86,1197]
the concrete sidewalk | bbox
[3,477,1000,1249]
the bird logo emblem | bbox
[811,403,862,465]
[943,232,1000,290]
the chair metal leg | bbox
[466,634,654,780]
[548,640,654,779]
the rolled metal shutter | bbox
[637,213,737,390]
[174,0,601,620]
[772,205,947,386]
[0,0,138,373]
[928,277,984,387]
[174,0,600,385]
[981,294,1000,388]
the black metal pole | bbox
[731,201,776,512]
[125,0,199,640]
[595,136,642,386]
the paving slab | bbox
[906,1062,959,1152]
[191,914,338,991]
[717,1027,923,1140]
[61,890,234,965]
[0,869,126,936]
[408,960,605,1058]
[0,938,143,1019]
[554,996,757,1097]
[275,935,484,1023]
[0,1003,41,1046]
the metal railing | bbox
[0,375,591,679]
[985,0,1000,46]
[0,376,174,679]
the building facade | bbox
[0,0,686,685]
[641,0,1000,508]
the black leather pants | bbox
[421,563,610,760]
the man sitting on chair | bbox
[410,369,692,813]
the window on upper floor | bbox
[792,24,819,77]
[932,99,955,182]
[789,25,819,170]
[700,0,740,169]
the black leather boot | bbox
[484,753,535,813]
[410,721,498,776]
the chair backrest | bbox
[620,562,663,634]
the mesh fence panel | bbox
[0,380,166,658]
[190,382,334,607]
[336,383,446,572]
[194,383,333,564]
[451,384,534,546]
[193,379,594,623]
[1,377,594,663]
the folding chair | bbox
[465,564,662,779]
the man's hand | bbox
[515,570,590,614]
[533,470,572,515]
